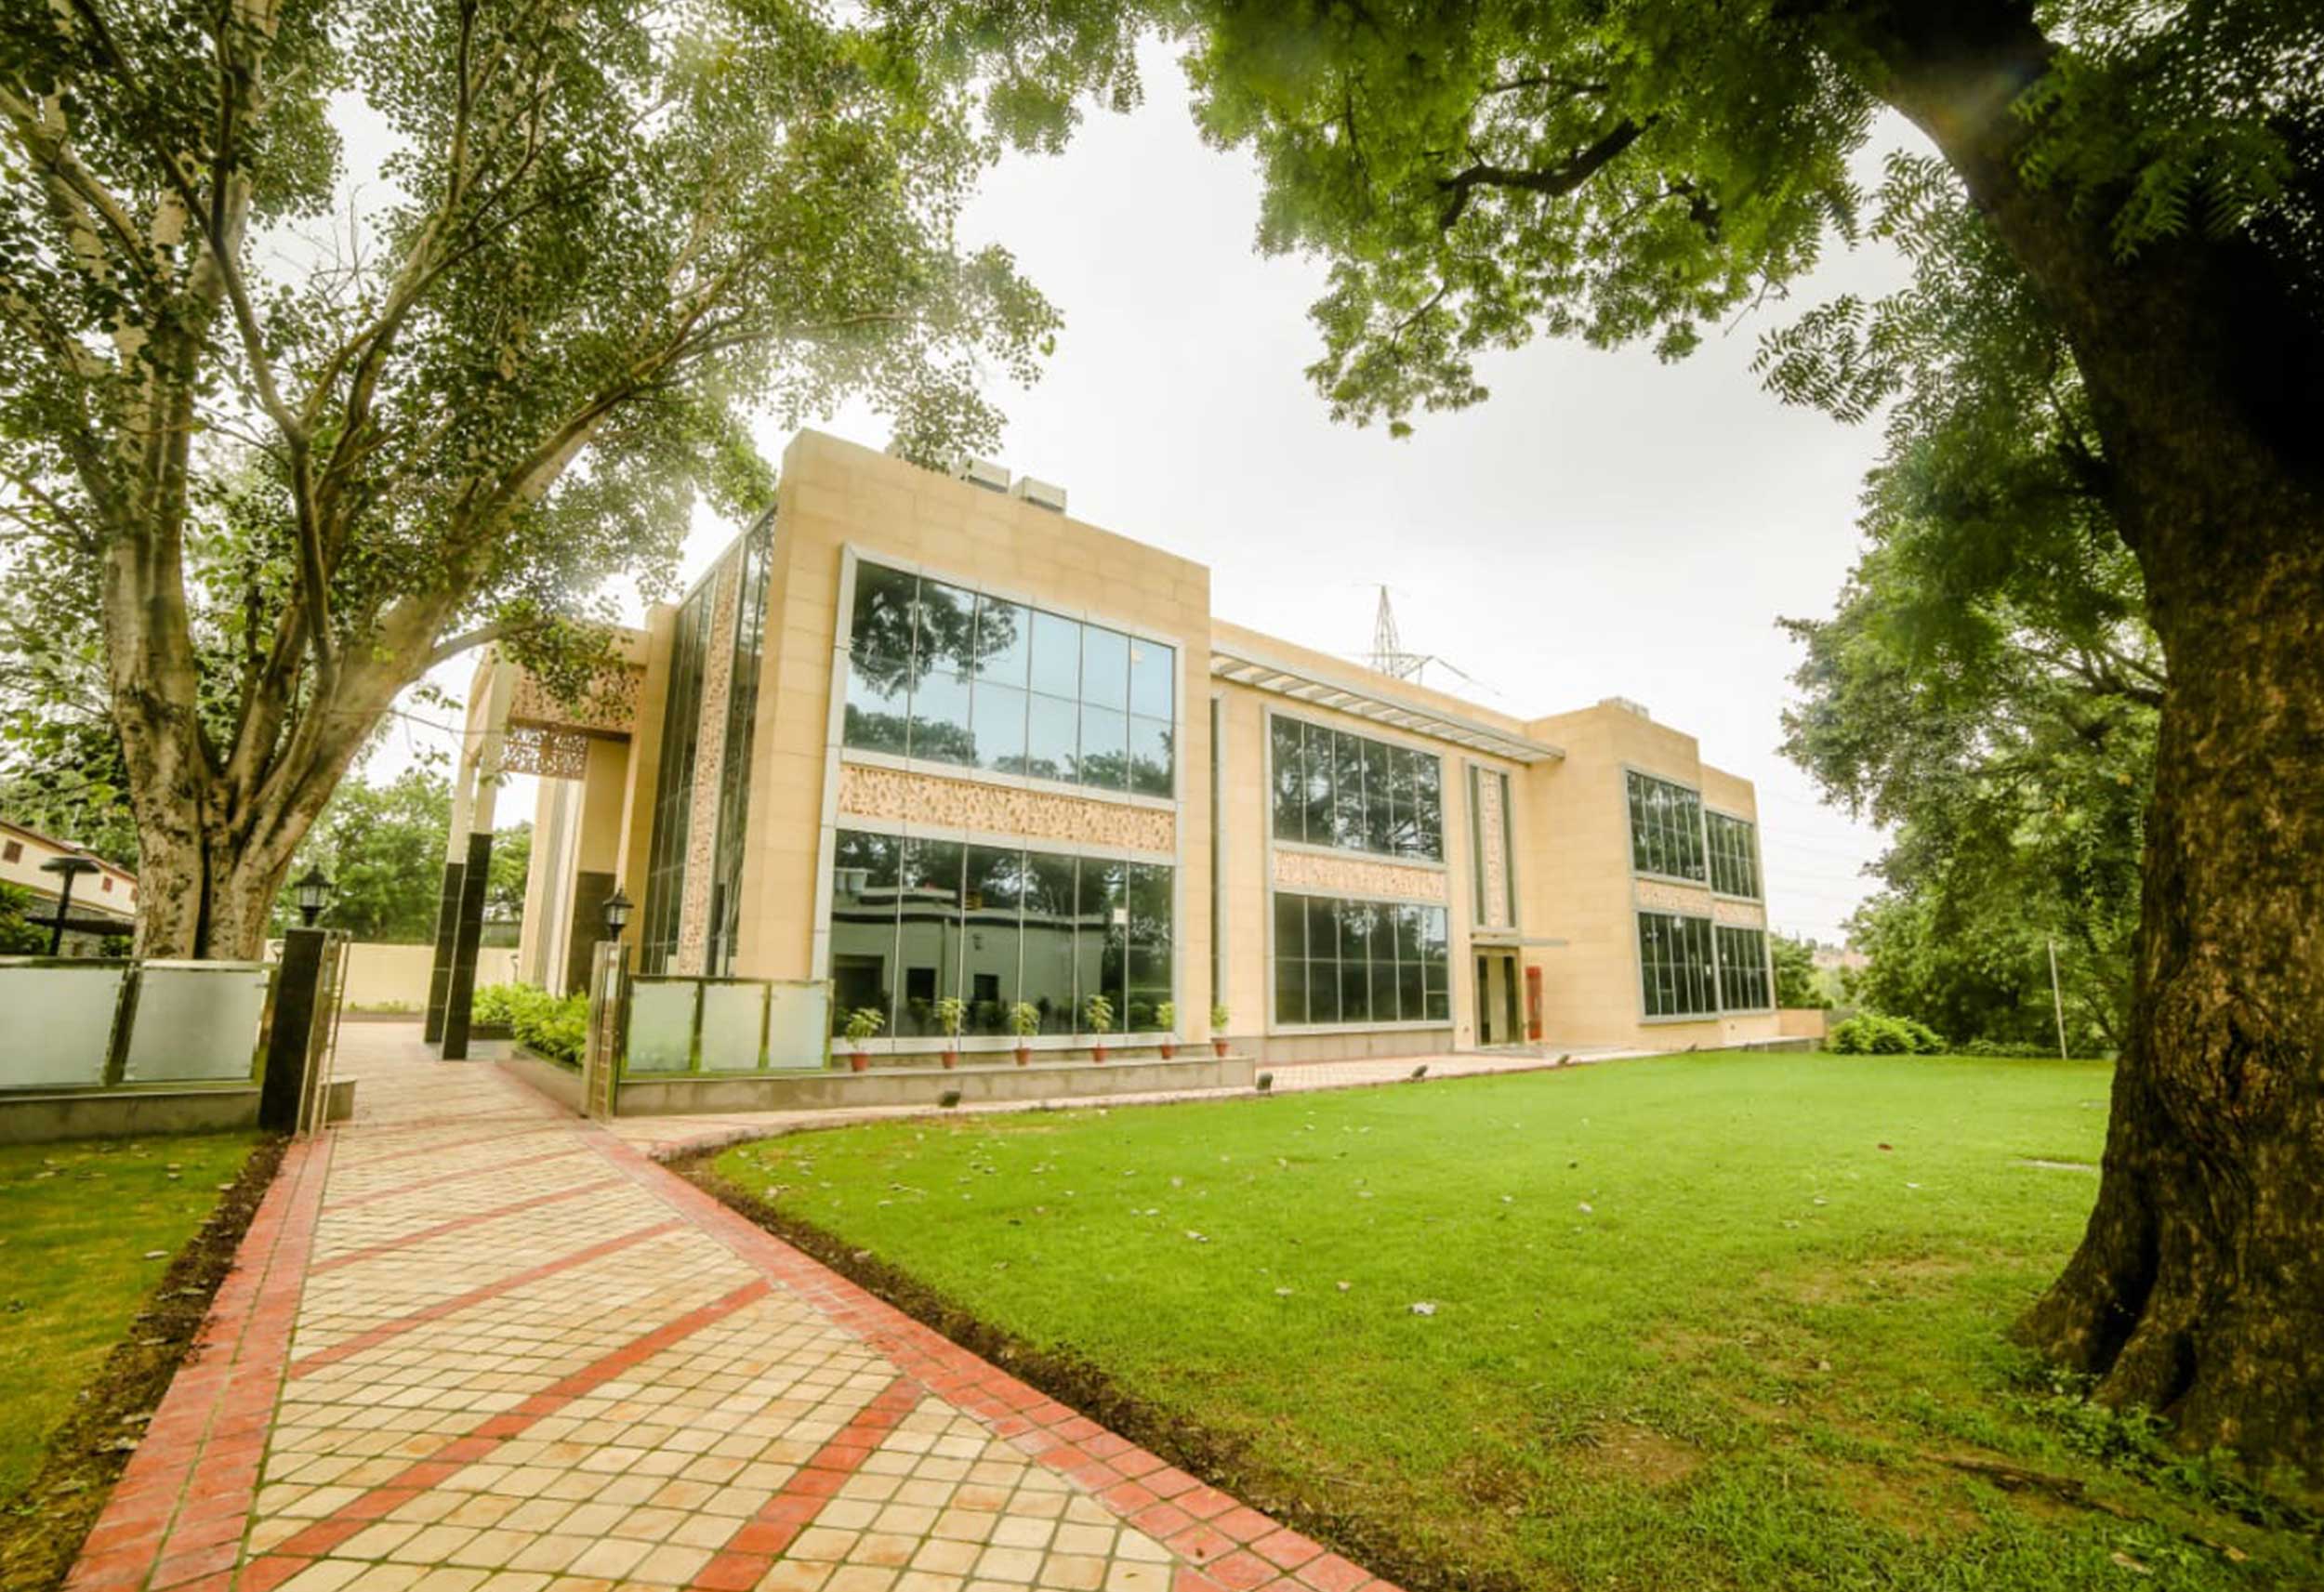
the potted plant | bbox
[842,1006,884,1072]
[1084,993,1115,1062]
[1210,1003,1231,1058]
[1009,1001,1040,1065]
[934,996,966,1069]
[1155,1002,1177,1059]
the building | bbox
[435,429,1783,1061]
[0,818,139,954]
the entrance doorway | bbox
[1473,948,1525,1047]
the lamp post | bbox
[293,865,333,928]
[601,888,633,942]
[38,850,101,956]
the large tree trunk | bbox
[1858,2,2324,1470]
[2019,488,2324,1465]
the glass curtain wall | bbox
[639,575,712,973]
[1272,891,1450,1026]
[842,559,1175,796]
[1626,770,1707,882]
[1636,911,1719,1017]
[1706,812,1762,899]
[706,520,772,974]
[827,827,1172,1038]
[1268,715,1444,861]
[1715,925,1773,1010]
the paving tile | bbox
[60,1028,1409,1592]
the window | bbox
[826,828,1172,1038]
[843,559,1174,796]
[1637,911,1718,1018]
[1626,770,1706,882]
[1272,891,1450,1026]
[1,840,19,862]
[1267,715,1444,861]
[1706,811,1761,899]
[1717,925,1773,1011]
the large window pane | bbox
[1385,747,1417,854]
[1271,717,1305,841]
[1081,625,1129,712]
[1331,732,1365,849]
[972,682,1029,774]
[1629,771,1706,881]
[1076,705,1129,790]
[1129,637,1173,719]
[1022,853,1077,1037]
[1075,859,1125,1033]
[1637,909,1716,1017]
[896,839,963,1036]
[1302,723,1332,841]
[1029,610,1081,698]
[1306,964,1340,1023]
[1413,757,1444,861]
[1274,957,1307,1025]
[1125,862,1173,1033]
[1129,715,1173,796]
[972,596,1032,687]
[907,669,974,765]
[1395,958,1424,1023]
[1361,741,1393,854]
[915,578,977,673]
[843,660,911,754]
[1025,693,1077,782]
[849,562,918,673]
[1339,958,1370,1023]
[963,847,1023,1034]
[828,830,900,1033]
[1274,892,1307,959]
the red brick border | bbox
[63,1134,334,1592]
[584,1123,1401,1592]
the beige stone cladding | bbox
[1521,700,1780,1049]
[836,763,1174,853]
[614,604,678,926]
[730,429,1214,1036]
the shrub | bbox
[1958,1037,2054,1059]
[474,981,589,1067]
[1828,1013,1947,1056]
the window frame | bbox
[1623,767,1709,885]
[1267,888,1452,1033]
[1705,809,1763,901]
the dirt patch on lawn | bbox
[1576,1423,1702,1489]
[677,1151,1535,1592]
[0,1135,286,1592]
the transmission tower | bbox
[1368,585,1432,681]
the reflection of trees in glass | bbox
[847,566,1014,693]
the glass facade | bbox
[1272,891,1450,1026]
[1636,911,1718,1018]
[826,827,1173,1040]
[1268,715,1443,860]
[1627,770,1706,882]
[1706,810,1761,899]
[1716,925,1773,1011]
[639,526,771,976]
[843,559,1175,796]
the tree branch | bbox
[1437,118,1648,228]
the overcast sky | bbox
[376,46,1915,944]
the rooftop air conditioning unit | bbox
[1602,695,1652,721]
[1010,475,1067,513]
[951,456,1010,493]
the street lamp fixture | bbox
[601,888,633,941]
[293,865,332,928]
[38,850,101,956]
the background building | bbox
[444,430,1783,1060]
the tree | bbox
[272,770,453,942]
[486,822,532,927]
[916,0,2324,1463]
[0,885,49,954]
[1769,933,1825,1012]
[1,0,1059,961]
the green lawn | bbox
[0,1134,259,1505]
[711,1053,2317,1592]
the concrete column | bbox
[261,928,332,1131]
[429,659,516,1056]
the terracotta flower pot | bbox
[941,1049,957,1070]
[1014,1046,1031,1066]
[1212,1038,1231,1058]
[1091,1044,1108,1064]
[1158,1042,1176,1059]
[849,1051,869,1073]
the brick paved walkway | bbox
[66,1028,1405,1592]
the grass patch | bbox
[0,1132,276,1589]
[705,1052,2321,1592]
